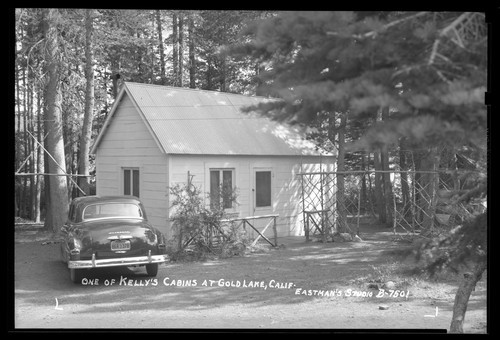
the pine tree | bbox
[41,8,69,231]
[231,11,487,332]
[77,9,95,196]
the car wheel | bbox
[70,268,84,283]
[145,263,158,277]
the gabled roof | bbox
[91,82,328,156]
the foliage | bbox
[231,11,486,152]
[229,10,487,282]
[168,183,247,261]
[14,9,276,220]
[193,10,272,93]
[406,184,487,276]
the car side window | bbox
[83,205,98,220]
[68,204,76,223]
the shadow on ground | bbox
[14,224,486,320]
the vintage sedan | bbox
[60,196,169,283]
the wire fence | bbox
[298,170,486,241]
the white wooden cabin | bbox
[90,82,335,240]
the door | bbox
[250,168,274,238]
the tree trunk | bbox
[360,151,367,215]
[336,112,347,233]
[419,147,440,231]
[206,56,214,90]
[255,63,266,96]
[156,10,166,85]
[381,145,394,227]
[77,9,95,197]
[373,149,386,224]
[449,260,487,333]
[366,159,377,219]
[28,65,36,220]
[380,107,393,227]
[34,88,43,223]
[399,137,412,221]
[220,57,227,92]
[42,8,69,232]
[22,57,28,218]
[109,13,122,100]
[188,13,196,89]
[15,23,23,218]
[172,12,178,86]
[178,13,184,87]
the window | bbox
[68,203,77,223]
[123,168,140,197]
[83,203,143,221]
[210,169,233,209]
[255,171,272,208]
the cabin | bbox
[90,82,335,241]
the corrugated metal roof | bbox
[105,82,327,156]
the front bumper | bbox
[68,252,169,269]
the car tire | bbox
[145,263,158,277]
[70,268,84,283]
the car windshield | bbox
[82,203,143,221]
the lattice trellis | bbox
[300,171,335,241]
[299,172,362,241]
[391,171,485,239]
[299,170,484,241]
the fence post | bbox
[357,180,361,236]
[393,185,397,235]
[273,216,278,246]
[305,213,310,242]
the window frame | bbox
[254,168,273,210]
[209,168,235,210]
[123,167,140,198]
[81,202,144,222]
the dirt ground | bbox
[13,223,487,333]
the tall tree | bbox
[398,137,412,221]
[156,10,166,85]
[34,83,43,223]
[336,112,348,233]
[178,13,184,87]
[231,11,486,332]
[77,9,95,196]
[172,11,178,86]
[373,149,386,223]
[188,12,196,88]
[196,10,270,93]
[41,8,69,231]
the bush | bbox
[168,183,247,261]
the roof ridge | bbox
[123,81,272,100]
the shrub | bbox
[168,182,246,260]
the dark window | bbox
[210,170,220,209]
[210,169,233,209]
[68,204,77,222]
[222,170,232,209]
[132,170,140,197]
[124,168,140,197]
[256,171,271,207]
[124,170,131,195]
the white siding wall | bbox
[168,154,334,238]
[95,93,335,241]
[95,94,170,237]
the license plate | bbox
[111,240,131,251]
